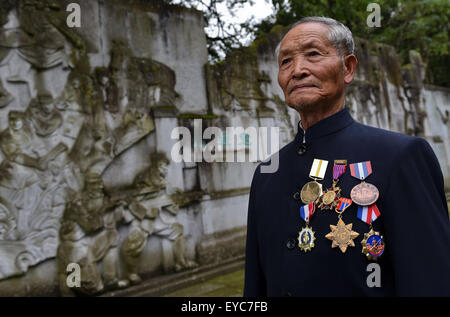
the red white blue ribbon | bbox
[349,161,372,180]
[357,204,381,224]
[300,202,315,222]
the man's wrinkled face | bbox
[277,22,345,112]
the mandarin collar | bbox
[295,106,354,144]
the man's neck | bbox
[298,101,345,130]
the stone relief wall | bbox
[0,1,447,296]
[0,0,206,296]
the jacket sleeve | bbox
[243,166,267,296]
[382,137,450,296]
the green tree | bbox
[256,0,449,86]
[166,0,449,86]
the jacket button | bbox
[286,238,296,250]
[283,291,292,297]
[297,144,307,155]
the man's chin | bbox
[287,100,320,112]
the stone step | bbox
[101,256,245,297]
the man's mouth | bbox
[289,84,317,93]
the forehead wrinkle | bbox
[279,41,323,59]
[280,33,328,51]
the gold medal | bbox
[300,159,328,204]
[361,228,385,260]
[300,181,322,204]
[298,202,317,252]
[323,190,337,205]
[298,225,316,252]
[357,204,384,260]
[317,160,346,210]
[317,182,341,210]
[325,197,358,253]
[325,218,359,253]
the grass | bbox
[165,269,245,297]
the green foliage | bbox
[258,0,449,86]
[166,0,448,86]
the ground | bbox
[165,269,245,297]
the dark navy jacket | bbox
[244,107,450,297]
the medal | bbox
[317,160,346,210]
[300,159,328,204]
[349,161,379,206]
[298,202,316,252]
[357,204,385,260]
[325,197,359,253]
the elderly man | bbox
[244,17,450,296]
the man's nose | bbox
[292,57,310,79]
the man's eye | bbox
[281,58,291,65]
[308,51,320,56]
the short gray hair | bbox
[275,16,355,61]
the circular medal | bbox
[300,181,322,204]
[322,190,336,205]
[350,182,379,206]
[298,225,316,252]
[361,229,385,260]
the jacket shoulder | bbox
[349,122,428,151]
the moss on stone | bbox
[170,189,205,208]
[209,187,250,200]
[178,113,218,120]
[206,39,273,111]
[248,24,288,58]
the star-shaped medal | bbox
[325,218,359,253]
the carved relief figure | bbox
[117,154,197,288]
[95,68,119,114]
[0,110,44,170]
[58,173,121,295]
[26,93,63,137]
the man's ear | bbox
[343,54,358,84]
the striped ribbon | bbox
[349,161,373,180]
[336,197,352,212]
[357,204,381,224]
[300,202,316,222]
[333,164,346,180]
[309,159,328,180]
